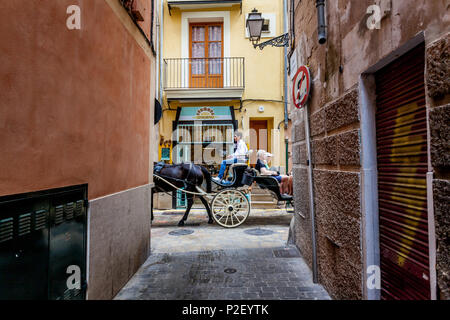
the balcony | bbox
[167,1,242,15]
[163,57,245,101]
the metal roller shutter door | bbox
[375,43,430,300]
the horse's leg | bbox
[199,196,213,224]
[179,195,194,227]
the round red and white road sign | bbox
[292,65,311,109]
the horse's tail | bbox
[200,165,212,193]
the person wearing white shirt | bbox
[213,131,248,183]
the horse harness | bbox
[154,162,197,192]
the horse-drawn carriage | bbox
[152,161,293,228]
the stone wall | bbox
[310,88,363,300]
[427,34,450,300]
[292,117,312,267]
[289,0,449,300]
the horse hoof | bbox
[208,219,214,224]
[178,221,185,227]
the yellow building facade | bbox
[157,0,288,173]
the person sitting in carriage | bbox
[255,150,293,196]
[212,131,248,184]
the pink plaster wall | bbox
[0,0,152,199]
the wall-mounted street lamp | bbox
[246,8,289,50]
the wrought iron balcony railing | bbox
[164,57,245,90]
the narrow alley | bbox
[115,209,330,300]
[1,0,448,304]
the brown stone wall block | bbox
[427,34,450,101]
[293,143,307,165]
[293,144,300,165]
[293,121,306,142]
[293,167,313,269]
[293,167,310,217]
[294,213,313,268]
[314,170,363,299]
[337,130,361,166]
[313,170,328,219]
[312,136,337,166]
[299,143,308,166]
[433,179,450,300]
[317,235,363,300]
[430,104,450,169]
[314,170,361,218]
[316,207,362,263]
[310,108,326,137]
[325,89,359,132]
[335,171,361,217]
[313,167,362,277]
[292,143,308,166]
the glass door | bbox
[190,23,223,88]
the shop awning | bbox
[178,106,233,122]
[168,1,242,15]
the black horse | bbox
[151,162,213,226]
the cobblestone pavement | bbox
[115,209,330,300]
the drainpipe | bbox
[159,0,164,101]
[158,0,165,140]
[155,6,159,101]
[283,0,289,173]
[304,103,318,283]
[316,0,327,45]
[285,138,289,174]
[283,0,289,128]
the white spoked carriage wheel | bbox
[211,189,250,228]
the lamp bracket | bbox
[253,33,290,50]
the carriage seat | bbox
[253,170,293,202]
[154,161,166,175]
[212,163,250,187]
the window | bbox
[190,23,224,88]
[262,19,270,33]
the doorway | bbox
[375,43,430,300]
[250,120,268,166]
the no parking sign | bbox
[292,65,311,109]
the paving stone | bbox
[246,286,262,293]
[226,293,242,299]
[259,292,275,298]
[261,286,277,292]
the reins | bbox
[153,174,208,196]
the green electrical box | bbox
[0,185,88,300]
